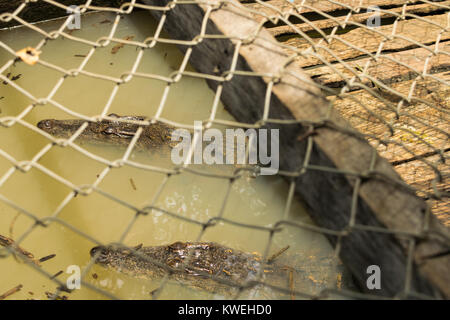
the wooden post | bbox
[142,0,450,298]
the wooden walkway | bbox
[241,0,449,225]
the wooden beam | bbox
[0,0,126,29]
[246,0,448,30]
[330,73,450,164]
[142,0,450,298]
[245,0,426,22]
[305,41,450,89]
[278,13,450,69]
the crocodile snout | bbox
[90,246,109,264]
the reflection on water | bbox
[0,11,351,299]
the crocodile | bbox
[37,114,248,166]
[37,114,176,150]
[90,241,295,296]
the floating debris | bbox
[0,234,40,265]
[111,35,134,54]
[0,284,23,300]
[9,212,20,238]
[149,286,162,299]
[130,178,137,191]
[39,254,56,263]
[50,270,63,280]
[11,74,22,81]
[1,72,21,85]
[287,267,295,300]
[16,47,41,65]
[2,72,11,84]
[45,291,68,300]
[267,245,290,264]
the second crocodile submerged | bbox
[37,114,176,151]
[90,241,294,296]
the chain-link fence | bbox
[0,0,448,300]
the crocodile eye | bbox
[39,120,52,129]
[90,246,109,263]
[102,127,115,135]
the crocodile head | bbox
[89,246,141,268]
[37,114,175,149]
[89,243,160,278]
[88,242,289,295]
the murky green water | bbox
[0,10,349,300]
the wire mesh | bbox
[0,0,448,300]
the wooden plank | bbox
[305,41,450,89]
[279,13,450,69]
[330,73,450,164]
[143,0,450,298]
[246,0,448,30]
[245,0,426,23]
[395,154,449,226]
[330,73,450,223]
